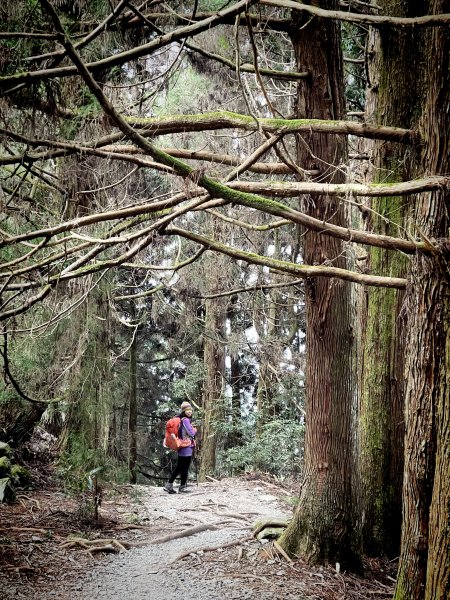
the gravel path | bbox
[36,478,293,600]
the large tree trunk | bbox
[358,0,426,557]
[279,0,359,568]
[425,338,450,600]
[395,3,450,597]
[395,22,450,600]
[395,215,450,600]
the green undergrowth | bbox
[217,418,304,479]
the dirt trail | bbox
[63,478,292,600]
[2,476,396,600]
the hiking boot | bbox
[164,482,176,494]
[178,485,190,493]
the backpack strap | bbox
[178,416,185,438]
[179,416,192,440]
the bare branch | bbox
[227,176,450,197]
[24,0,130,64]
[0,32,58,40]
[223,134,284,182]
[113,284,163,302]
[0,330,47,403]
[0,285,53,321]
[120,247,206,272]
[103,145,293,174]
[262,0,450,27]
[184,40,307,81]
[187,278,305,299]
[0,193,186,248]
[2,193,211,291]
[123,9,292,32]
[0,0,259,91]
[162,226,408,289]
[121,7,303,80]
[206,209,290,231]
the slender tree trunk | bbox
[229,353,242,446]
[227,296,243,449]
[280,0,358,568]
[256,290,279,428]
[256,231,284,425]
[395,3,450,596]
[128,326,138,484]
[198,296,225,480]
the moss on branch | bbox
[125,111,416,143]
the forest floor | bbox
[0,466,397,600]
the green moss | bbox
[0,442,12,458]
[10,465,31,487]
[127,111,332,130]
[217,34,231,52]
[360,186,408,554]
[0,456,11,477]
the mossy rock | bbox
[0,442,12,458]
[0,456,11,477]
[11,465,31,488]
[0,477,16,503]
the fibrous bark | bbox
[279,0,359,568]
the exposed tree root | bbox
[0,526,49,533]
[273,539,292,562]
[224,572,272,583]
[249,478,285,491]
[197,508,254,522]
[115,523,154,530]
[171,534,254,563]
[60,537,130,553]
[150,522,221,544]
[3,564,36,572]
[252,517,290,537]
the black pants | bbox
[169,455,192,486]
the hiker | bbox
[164,401,197,494]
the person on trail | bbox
[164,401,197,494]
